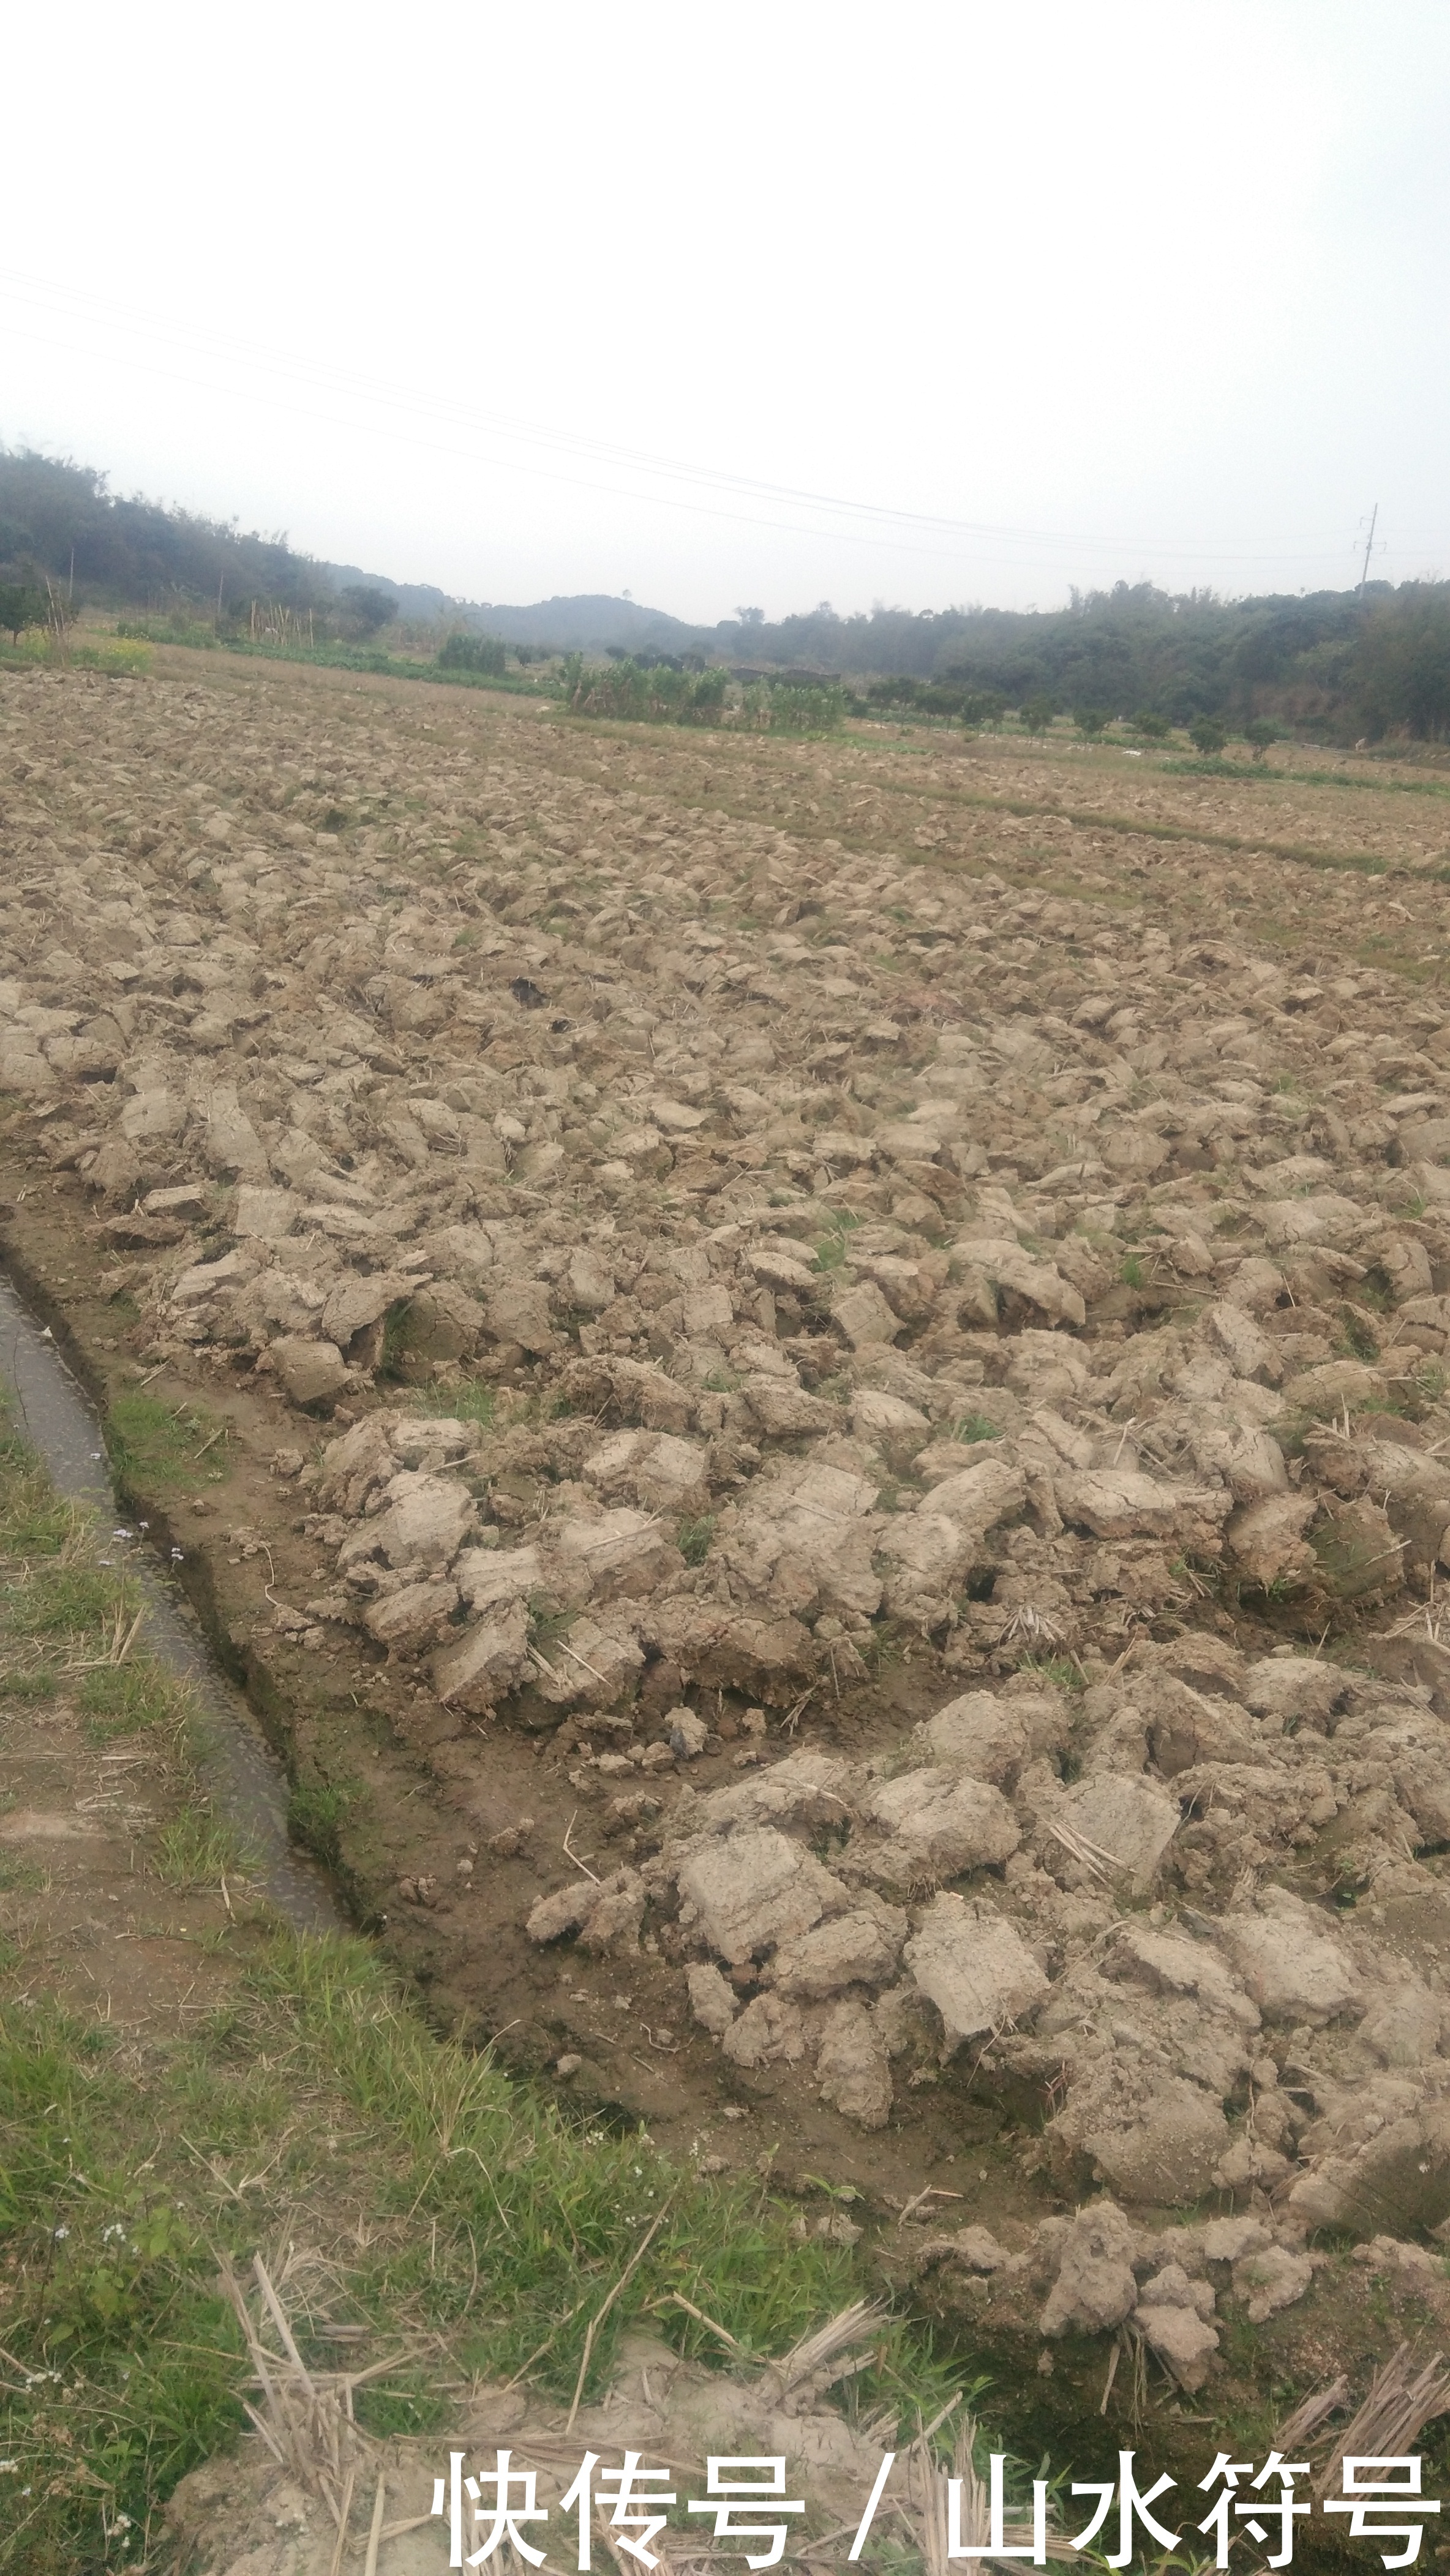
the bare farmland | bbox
[9,649,1450,2402]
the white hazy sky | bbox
[4,0,1449,623]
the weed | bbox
[378,1302,418,1380]
[80,1658,187,1742]
[105,1394,228,1492]
[43,2193,197,2350]
[0,1445,74,1557]
[1270,1407,1313,1456]
[1015,1655,1083,1694]
[1119,1252,1146,1289]
[287,1780,351,1868]
[677,1514,716,1567]
[811,1209,860,1272]
[950,1413,1001,1445]
[153,1806,254,1889]
[0,1666,58,1702]
[413,1376,495,1429]
[4,1559,129,1641]
[859,1621,904,1677]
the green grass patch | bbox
[79,1657,187,1741]
[0,1665,58,1702]
[411,1376,496,1429]
[0,1925,953,2574]
[677,1513,716,1567]
[812,1209,860,1269]
[0,1425,75,1557]
[1015,1655,1084,1694]
[0,1390,987,2569]
[378,1300,428,1382]
[104,1393,230,1492]
[152,1806,255,1890]
[2,1559,131,1642]
[949,1412,1001,1445]
[286,1779,352,1869]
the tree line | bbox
[721,581,1450,743]
[4,444,1449,741]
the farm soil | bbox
[10,648,1450,2421]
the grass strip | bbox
[0,1403,954,2571]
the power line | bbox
[0,264,1397,575]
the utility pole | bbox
[1358,503,1379,593]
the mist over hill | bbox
[463,594,701,653]
[320,571,700,654]
[4,442,1450,741]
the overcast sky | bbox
[4,0,1448,623]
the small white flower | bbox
[53,2225,70,2240]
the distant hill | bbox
[321,568,702,654]
[462,594,704,652]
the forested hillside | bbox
[0,446,331,613]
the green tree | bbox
[1243,716,1280,760]
[1189,715,1228,755]
[340,585,397,637]
[1352,585,1450,738]
[1074,704,1110,738]
[960,689,1007,728]
[0,579,46,643]
[1131,708,1172,738]
[1020,695,1056,736]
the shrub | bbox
[1189,715,1228,755]
[0,579,47,643]
[438,629,507,675]
[959,688,1007,727]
